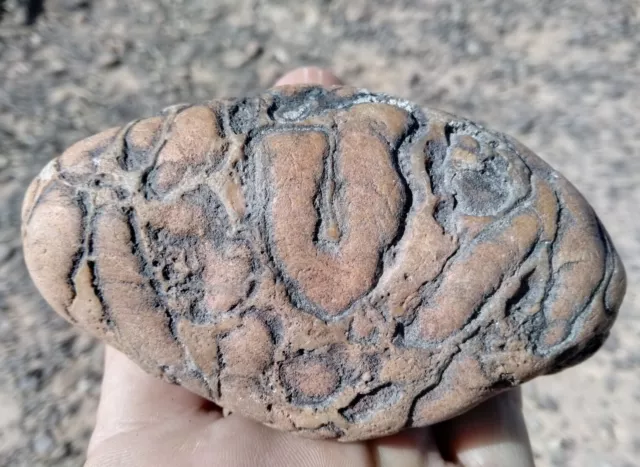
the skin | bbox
[84,68,537,467]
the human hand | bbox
[85,68,536,467]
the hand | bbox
[85,68,536,467]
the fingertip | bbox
[274,66,343,87]
[442,389,536,467]
[370,427,451,467]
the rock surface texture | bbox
[21,85,626,441]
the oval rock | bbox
[21,85,626,441]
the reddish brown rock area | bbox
[21,85,626,441]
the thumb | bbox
[274,67,343,87]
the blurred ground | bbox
[0,1,638,466]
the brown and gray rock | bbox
[21,85,626,441]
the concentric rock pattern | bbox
[22,86,626,441]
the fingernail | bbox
[372,428,448,467]
[448,390,536,467]
[274,66,343,87]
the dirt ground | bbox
[0,1,638,466]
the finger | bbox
[88,346,221,454]
[274,66,343,87]
[438,388,535,467]
[370,427,455,467]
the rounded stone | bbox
[21,85,626,441]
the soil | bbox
[0,0,638,465]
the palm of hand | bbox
[86,348,532,467]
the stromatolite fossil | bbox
[22,85,626,441]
